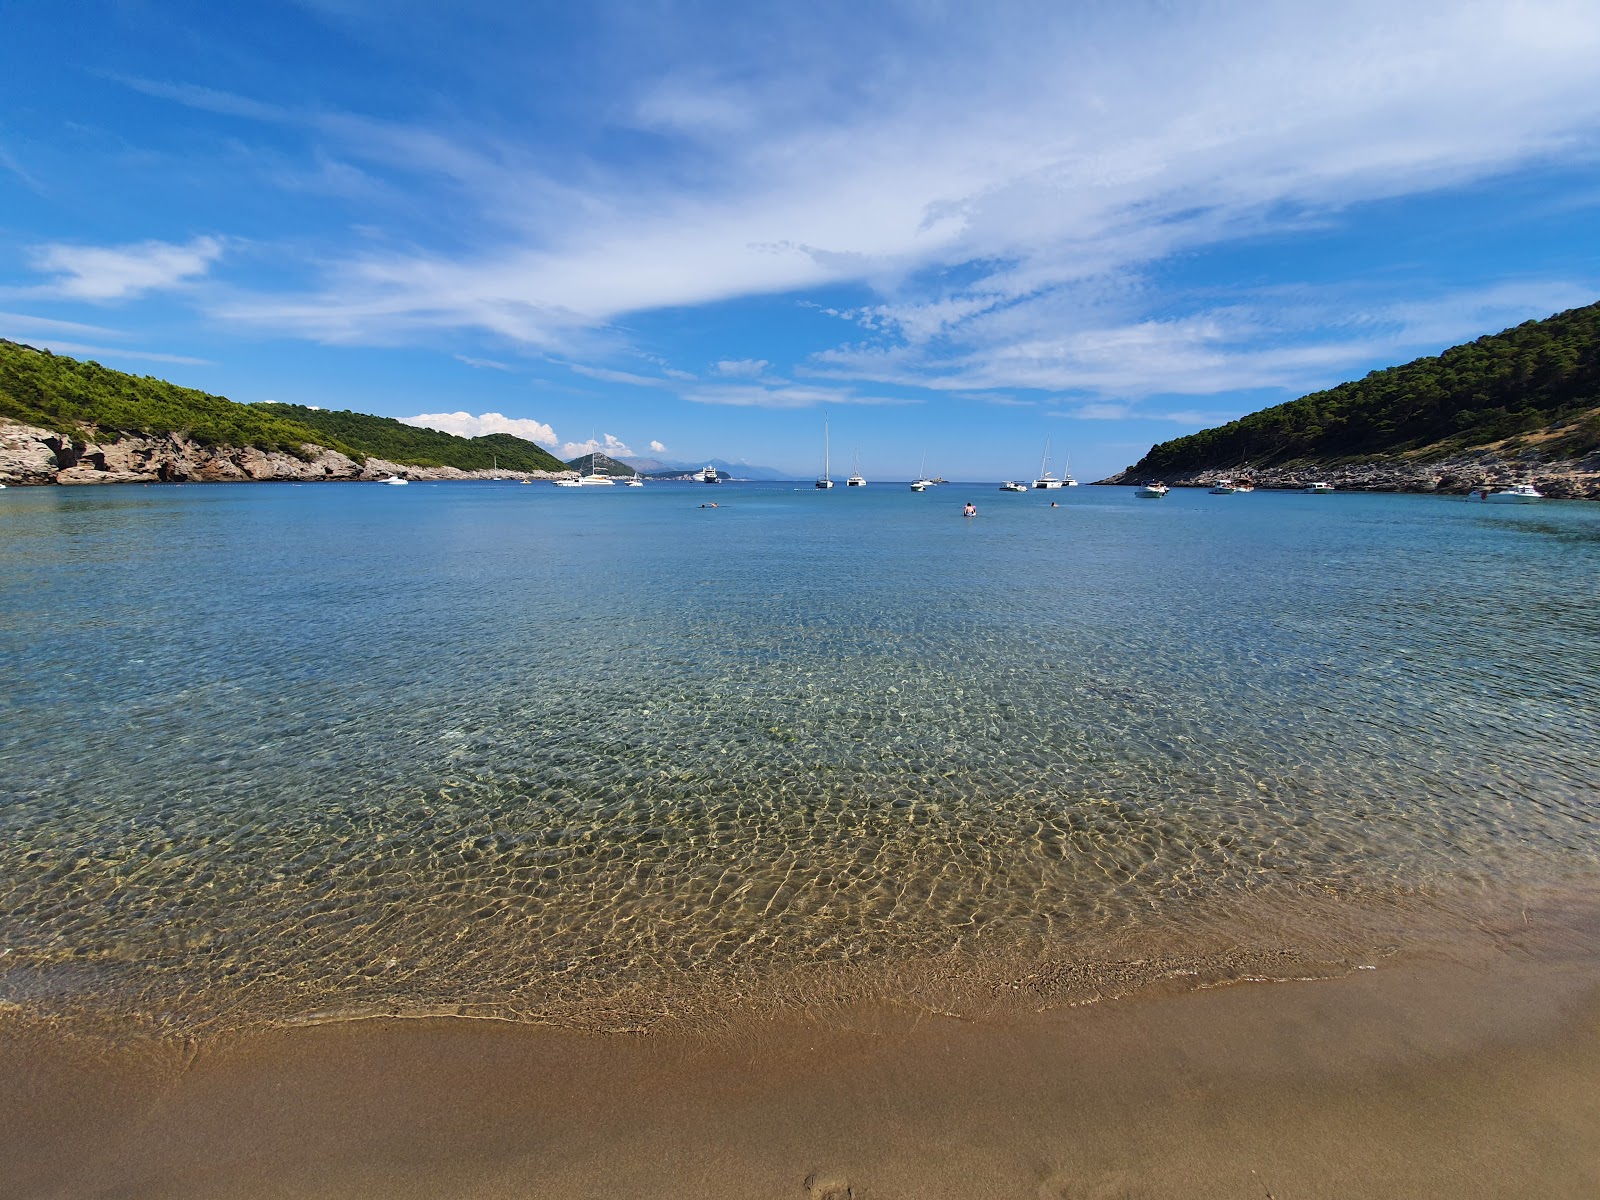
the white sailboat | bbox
[911,454,934,491]
[1032,439,1065,489]
[847,450,866,487]
[816,417,834,488]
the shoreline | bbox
[1096,442,1600,500]
[8,922,1600,1199]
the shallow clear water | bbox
[2,481,1598,1033]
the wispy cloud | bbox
[7,339,213,366]
[713,358,769,377]
[400,410,557,444]
[165,0,1600,382]
[568,363,671,387]
[682,382,916,409]
[0,312,132,340]
[24,236,223,301]
[454,354,514,370]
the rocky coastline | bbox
[0,420,573,486]
[1097,443,1600,500]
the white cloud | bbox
[0,312,131,339]
[9,339,213,366]
[649,439,667,452]
[560,432,635,458]
[400,410,558,444]
[454,354,513,370]
[713,358,768,376]
[133,4,1600,401]
[26,236,223,301]
[569,363,670,387]
[682,382,915,409]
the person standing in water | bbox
[963,501,976,517]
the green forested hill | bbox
[0,339,565,472]
[256,403,567,472]
[1127,301,1600,475]
[0,339,345,456]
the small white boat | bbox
[847,450,866,487]
[1208,479,1238,494]
[623,475,644,487]
[381,476,410,485]
[999,480,1027,492]
[816,417,834,488]
[553,477,582,487]
[1304,481,1335,494]
[1032,438,1066,488]
[910,454,934,491]
[698,465,721,484]
[1485,483,1542,504]
[1136,482,1169,498]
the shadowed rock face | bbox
[1099,444,1600,499]
[0,419,566,485]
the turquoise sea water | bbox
[2,481,1599,1034]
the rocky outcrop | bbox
[0,420,572,485]
[1098,443,1600,500]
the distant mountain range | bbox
[616,456,792,480]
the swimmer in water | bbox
[963,502,976,517]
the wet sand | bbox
[8,915,1600,1200]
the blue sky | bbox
[2,1,1599,480]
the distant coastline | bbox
[1097,441,1600,500]
[0,418,574,486]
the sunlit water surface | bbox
[2,481,1598,1035]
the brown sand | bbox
[7,927,1600,1200]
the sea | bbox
[2,480,1598,1038]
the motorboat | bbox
[1135,482,1169,498]
[1304,481,1335,494]
[552,477,582,487]
[623,475,644,487]
[1485,483,1543,504]
[1208,480,1238,494]
[381,475,409,485]
[698,465,721,484]
[999,480,1027,492]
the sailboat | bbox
[911,453,934,491]
[816,417,834,488]
[1032,439,1065,489]
[847,450,866,487]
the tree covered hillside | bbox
[1128,301,1600,475]
[257,404,567,473]
[1,339,346,457]
[0,339,566,472]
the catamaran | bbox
[847,450,866,487]
[1032,439,1066,488]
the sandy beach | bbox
[8,900,1600,1200]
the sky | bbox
[2,0,1599,480]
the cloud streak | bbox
[25,236,223,301]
